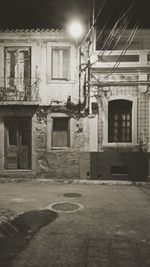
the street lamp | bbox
[67,20,84,108]
[67,20,83,43]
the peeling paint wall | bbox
[35,109,91,178]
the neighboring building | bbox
[0,29,149,181]
[87,29,150,180]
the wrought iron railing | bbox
[0,78,39,101]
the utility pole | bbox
[87,0,95,112]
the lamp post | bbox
[68,20,84,106]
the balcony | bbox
[91,50,150,70]
[0,78,39,103]
[90,50,150,90]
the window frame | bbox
[51,117,70,148]
[4,46,31,90]
[103,96,138,147]
[47,113,71,150]
[51,47,70,81]
[108,100,132,143]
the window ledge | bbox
[49,147,70,151]
[47,79,75,84]
[103,143,139,148]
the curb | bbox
[0,178,149,186]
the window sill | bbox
[47,79,75,84]
[49,147,70,151]
[103,143,139,148]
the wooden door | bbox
[4,118,31,170]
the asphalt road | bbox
[0,182,150,267]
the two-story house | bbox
[0,29,93,179]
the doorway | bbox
[4,117,31,169]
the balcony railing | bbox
[0,78,39,101]
[91,50,150,69]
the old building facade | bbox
[0,29,92,179]
[88,29,150,180]
[0,29,149,180]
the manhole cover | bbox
[63,193,82,198]
[47,202,84,213]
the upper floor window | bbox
[5,47,31,90]
[51,47,70,80]
[108,100,132,142]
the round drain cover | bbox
[63,193,82,198]
[47,201,84,213]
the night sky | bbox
[0,0,149,30]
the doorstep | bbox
[0,170,36,179]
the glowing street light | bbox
[68,20,83,40]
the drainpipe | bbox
[79,47,82,104]
[87,58,91,112]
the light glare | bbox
[68,20,83,39]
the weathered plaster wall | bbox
[35,109,91,178]
[0,31,79,106]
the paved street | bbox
[0,181,150,266]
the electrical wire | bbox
[105,24,139,77]
[91,3,137,66]
[80,0,108,49]
[93,2,135,62]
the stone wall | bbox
[35,107,90,179]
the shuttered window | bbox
[5,47,31,90]
[52,118,70,147]
[108,100,132,142]
[52,48,69,80]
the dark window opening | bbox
[111,165,128,175]
[108,100,132,143]
[52,117,70,147]
[98,55,139,62]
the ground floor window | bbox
[108,100,132,142]
[52,117,70,148]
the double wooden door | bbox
[4,118,31,169]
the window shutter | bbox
[52,49,60,79]
[62,49,69,79]
[52,118,69,147]
[5,50,16,87]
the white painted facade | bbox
[0,29,149,179]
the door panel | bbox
[4,118,31,170]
